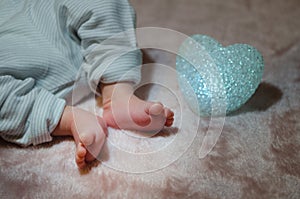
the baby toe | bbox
[165,119,174,127]
[164,108,174,119]
[149,103,164,116]
[76,143,87,169]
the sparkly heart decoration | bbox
[176,35,264,116]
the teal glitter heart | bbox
[176,35,264,116]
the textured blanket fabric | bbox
[1,0,299,198]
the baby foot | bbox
[102,83,174,133]
[71,108,107,169]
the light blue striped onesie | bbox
[0,0,142,146]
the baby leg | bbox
[53,106,107,169]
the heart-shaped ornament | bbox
[176,34,264,116]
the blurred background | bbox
[131,0,300,64]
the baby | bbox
[0,0,174,168]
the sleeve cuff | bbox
[101,50,142,84]
[28,89,66,145]
[86,49,142,93]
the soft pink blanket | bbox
[1,0,299,198]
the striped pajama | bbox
[0,0,142,146]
